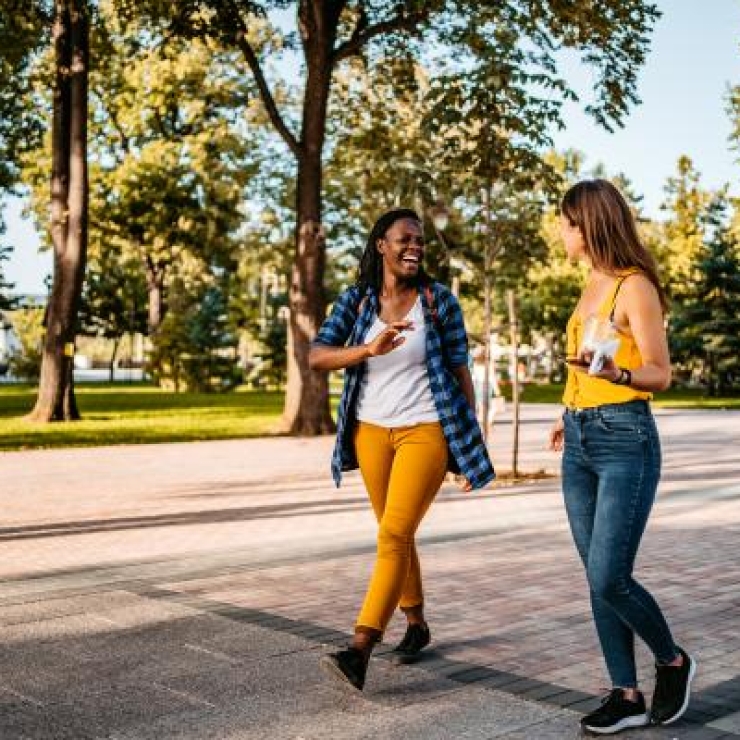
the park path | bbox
[1,405,739,738]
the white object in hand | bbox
[588,337,620,375]
[581,315,620,376]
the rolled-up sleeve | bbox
[438,290,469,368]
[312,287,360,348]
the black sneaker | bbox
[650,647,696,725]
[392,623,431,664]
[581,689,649,735]
[319,647,367,691]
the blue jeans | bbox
[562,400,678,689]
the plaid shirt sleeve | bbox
[312,286,361,347]
[436,288,469,368]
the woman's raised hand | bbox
[366,321,413,357]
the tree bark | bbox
[281,1,338,434]
[28,0,88,422]
[108,336,120,382]
[507,289,521,476]
[144,258,166,335]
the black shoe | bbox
[319,647,367,691]
[392,622,431,664]
[650,647,696,725]
[581,689,649,735]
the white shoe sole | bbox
[658,655,697,725]
[582,712,650,734]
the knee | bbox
[588,569,631,603]
[377,521,413,558]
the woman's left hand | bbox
[459,476,472,492]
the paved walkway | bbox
[1,405,739,739]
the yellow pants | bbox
[354,421,448,633]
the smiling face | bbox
[559,214,587,264]
[377,217,424,282]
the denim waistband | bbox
[564,399,650,418]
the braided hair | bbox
[356,208,430,292]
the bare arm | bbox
[309,321,413,372]
[618,276,672,391]
[572,275,671,392]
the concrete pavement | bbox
[1,404,739,739]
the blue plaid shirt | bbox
[313,281,495,490]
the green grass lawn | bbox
[1,381,738,452]
[510,382,740,408]
[0,384,284,450]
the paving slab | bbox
[1,405,739,738]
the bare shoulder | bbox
[615,272,663,331]
[620,272,660,304]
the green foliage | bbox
[79,246,148,341]
[670,196,740,395]
[660,156,713,296]
[3,0,662,417]
[0,1,49,195]
[7,306,44,380]
[147,281,241,392]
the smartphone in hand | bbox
[558,354,590,368]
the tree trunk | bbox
[507,289,520,477]
[28,0,88,423]
[144,258,166,335]
[108,336,120,382]
[481,186,492,443]
[281,2,337,434]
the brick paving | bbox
[1,405,739,738]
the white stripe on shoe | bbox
[583,712,650,735]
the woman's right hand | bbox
[548,416,564,452]
[366,321,413,357]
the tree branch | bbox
[332,9,428,64]
[222,0,302,160]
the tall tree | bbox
[27,0,90,421]
[659,156,712,298]
[114,0,660,434]
[21,6,259,383]
[670,195,740,395]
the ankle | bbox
[351,627,381,658]
[401,604,425,626]
[620,688,642,703]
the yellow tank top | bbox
[562,269,652,409]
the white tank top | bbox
[355,297,439,427]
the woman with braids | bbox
[310,208,494,692]
[549,180,695,734]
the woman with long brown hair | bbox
[548,180,695,734]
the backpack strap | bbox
[424,284,439,328]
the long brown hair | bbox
[561,179,668,311]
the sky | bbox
[3,0,739,295]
